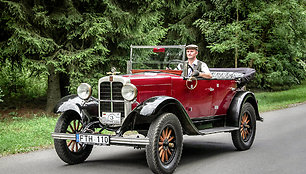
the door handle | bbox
[209,87,214,92]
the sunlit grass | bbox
[256,81,306,112]
[0,114,57,156]
[0,114,114,156]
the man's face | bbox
[186,49,198,59]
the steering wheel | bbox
[166,59,183,69]
[186,76,198,90]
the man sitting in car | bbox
[177,44,212,79]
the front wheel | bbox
[54,112,93,164]
[231,102,256,150]
[146,113,183,174]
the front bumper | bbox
[51,133,149,147]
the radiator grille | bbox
[99,81,125,118]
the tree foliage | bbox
[0,87,3,102]
[0,59,47,102]
[0,0,169,111]
[0,0,305,109]
[195,0,306,88]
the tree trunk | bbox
[46,64,61,113]
[59,72,70,97]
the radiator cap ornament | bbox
[107,67,120,75]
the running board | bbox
[199,127,239,135]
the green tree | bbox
[0,0,167,112]
[1,0,305,111]
[195,0,305,89]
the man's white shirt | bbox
[177,59,210,77]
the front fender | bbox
[120,96,199,135]
[54,94,98,120]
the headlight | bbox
[77,83,92,100]
[121,83,137,101]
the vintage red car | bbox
[52,45,263,174]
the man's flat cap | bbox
[185,44,198,50]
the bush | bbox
[0,60,47,102]
[0,87,3,102]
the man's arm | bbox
[192,70,212,79]
[199,72,212,79]
[199,62,212,79]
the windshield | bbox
[129,45,186,71]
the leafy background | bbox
[0,0,305,111]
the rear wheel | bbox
[54,112,93,164]
[231,102,256,150]
[146,113,183,174]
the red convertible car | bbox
[52,45,263,174]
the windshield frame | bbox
[127,45,187,76]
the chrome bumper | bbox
[51,133,149,146]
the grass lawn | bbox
[0,81,305,156]
[0,115,57,156]
[255,81,306,112]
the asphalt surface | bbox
[0,104,306,174]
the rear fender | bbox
[120,96,199,135]
[227,91,263,127]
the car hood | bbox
[123,73,180,86]
[123,73,181,102]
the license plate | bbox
[101,112,121,124]
[76,134,110,145]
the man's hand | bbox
[192,70,200,77]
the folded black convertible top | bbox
[210,68,256,88]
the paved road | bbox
[1,104,306,174]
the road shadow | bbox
[59,149,150,174]
[84,149,147,166]
[179,136,237,166]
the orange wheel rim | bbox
[159,126,176,164]
[240,113,251,142]
[66,120,83,152]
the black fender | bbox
[53,94,99,121]
[227,91,263,127]
[120,96,200,135]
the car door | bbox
[210,79,237,116]
[183,78,214,118]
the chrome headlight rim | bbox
[77,83,92,100]
[121,83,137,101]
